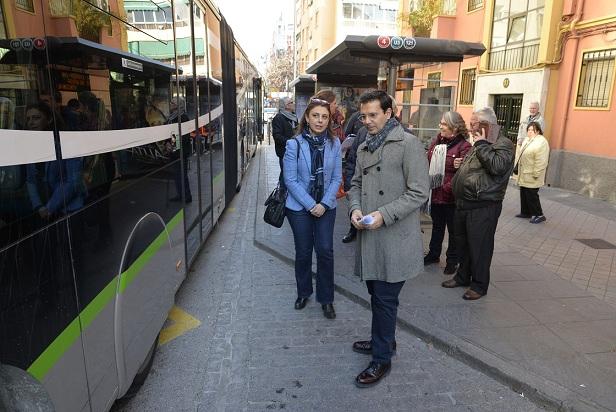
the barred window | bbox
[427,72,441,88]
[576,49,616,108]
[468,0,483,12]
[459,68,476,105]
[16,0,34,12]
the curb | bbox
[252,147,609,412]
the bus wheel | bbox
[121,334,159,399]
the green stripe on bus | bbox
[27,209,184,381]
[27,318,81,381]
[119,210,183,293]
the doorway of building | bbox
[493,94,523,143]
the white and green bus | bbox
[0,0,261,410]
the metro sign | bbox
[376,36,417,50]
[377,35,391,48]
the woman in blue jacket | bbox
[284,97,342,319]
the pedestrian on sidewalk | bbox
[347,90,429,387]
[442,107,514,300]
[514,121,550,224]
[272,97,298,173]
[314,90,345,142]
[424,111,472,274]
[516,101,545,165]
[283,98,342,319]
[342,98,406,244]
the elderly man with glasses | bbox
[442,107,514,300]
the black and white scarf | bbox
[301,127,327,203]
[365,118,399,153]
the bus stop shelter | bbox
[304,35,485,143]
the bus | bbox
[0,0,262,410]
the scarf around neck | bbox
[301,126,327,203]
[365,117,399,153]
[281,109,298,128]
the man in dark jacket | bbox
[271,97,298,172]
[442,107,514,300]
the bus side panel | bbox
[0,221,90,412]
[41,335,91,412]
[117,211,182,397]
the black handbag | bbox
[263,137,300,228]
[263,181,287,228]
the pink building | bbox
[397,0,616,202]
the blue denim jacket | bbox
[283,135,342,212]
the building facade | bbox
[294,0,399,75]
[398,0,616,202]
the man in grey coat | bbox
[347,91,429,387]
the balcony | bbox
[488,43,539,71]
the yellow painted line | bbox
[159,305,201,345]
[227,207,236,212]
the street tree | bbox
[399,0,443,37]
[265,49,293,93]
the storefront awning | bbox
[306,35,486,76]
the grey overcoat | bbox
[347,125,430,283]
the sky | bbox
[214,0,294,72]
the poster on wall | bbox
[331,86,371,119]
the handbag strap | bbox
[514,139,531,169]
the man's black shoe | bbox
[443,263,458,275]
[322,304,336,319]
[342,230,356,243]
[424,255,440,265]
[352,340,397,355]
[515,213,531,218]
[294,297,308,310]
[355,361,391,388]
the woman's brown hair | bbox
[296,97,335,139]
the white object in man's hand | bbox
[360,215,374,225]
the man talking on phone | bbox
[347,91,429,387]
[442,107,514,300]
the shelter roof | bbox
[305,35,485,76]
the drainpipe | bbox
[557,0,585,152]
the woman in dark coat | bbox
[424,111,472,274]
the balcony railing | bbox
[488,43,540,71]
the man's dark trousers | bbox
[428,203,458,264]
[453,202,502,295]
[366,280,405,364]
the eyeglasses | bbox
[310,98,330,105]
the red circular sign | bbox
[377,36,391,49]
[33,38,46,50]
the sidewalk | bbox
[255,143,616,412]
